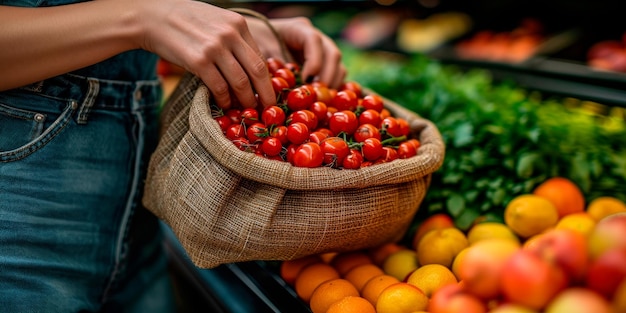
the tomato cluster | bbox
[212,58,421,169]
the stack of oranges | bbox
[278,177,626,313]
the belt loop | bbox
[77,78,100,124]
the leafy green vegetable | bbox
[341,44,626,232]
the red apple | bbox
[524,228,589,282]
[586,247,626,299]
[545,288,613,313]
[428,283,487,313]
[588,212,626,259]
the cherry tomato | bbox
[361,94,384,112]
[406,139,421,150]
[361,138,383,161]
[241,108,259,126]
[286,122,309,145]
[271,125,289,144]
[287,86,317,112]
[358,109,382,127]
[292,142,323,168]
[397,118,410,137]
[284,62,301,77]
[262,105,286,127]
[353,123,381,143]
[246,123,267,143]
[271,77,290,99]
[261,137,283,157]
[232,138,251,151]
[329,110,358,136]
[225,108,242,124]
[380,146,398,163]
[332,90,358,111]
[340,81,363,98]
[320,137,349,167]
[308,131,330,144]
[288,109,318,130]
[310,82,333,104]
[285,143,299,164]
[266,57,285,75]
[308,101,328,124]
[317,128,335,138]
[214,115,232,133]
[342,149,364,169]
[397,141,418,159]
[226,124,245,141]
[381,117,404,138]
[274,68,296,88]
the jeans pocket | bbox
[0,99,75,162]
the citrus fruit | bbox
[280,255,322,285]
[504,194,559,238]
[382,248,420,281]
[451,247,469,280]
[555,212,596,236]
[294,262,340,303]
[343,263,385,292]
[467,222,520,245]
[329,251,373,276]
[417,227,469,267]
[308,278,359,313]
[412,213,455,250]
[368,242,404,267]
[406,264,457,297]
[360,274,400,307]
[489,304,539,313]
[533,177,585,218]
[586,196,626,221]
[326,296,376,313]
[376,282,429,313]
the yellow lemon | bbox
[555,212,596,236]
[406,264,457,297]
[417,227,469,267]
[467,222,520,245]
[505,194,559,238]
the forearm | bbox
[0,0,142,91]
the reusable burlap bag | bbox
[142,71,445,268]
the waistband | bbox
[18,73,162,111]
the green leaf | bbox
[447,194,465,217]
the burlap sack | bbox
[143,72,445,268]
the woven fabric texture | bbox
[143,73,445,268]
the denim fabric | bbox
[0,72,175,312]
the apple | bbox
[588,212,626,259]
[428,283,487,313]
[412,213,455,249]
[544,288,613,313]
[585,247,626,299]
[524,228,589,282]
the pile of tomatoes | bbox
[211,58,421,169]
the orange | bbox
[417,227,469,267]
[326,296,376,313]
[412,213,455,250]
[294,262,340,303]
[555,212,596,236]
[319,252,339,263]
[308,278,359,313]
[376,282,429,313]
[406,264,457,297]
[586,196,626,221]
[343,263,385,292]
[451,247,469,280]
[467,222,520,245]
[382,249,420,281]
[279,254,322,286]
[504,194,559,238]
[360,274,400,307]
[368,242,404,267]
[533,177,585,218]
[329,251,373,276]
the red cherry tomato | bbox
[320,137,349,167]
[292,142,323,168]
[309,101,328,124]
[285,143,299,164]
[225,108,242,124]
[380,146,398,163]
[246,123,267,143]
[329,110,358,136]
[261,137,283,157]
[288,109,318,130]
[340,81,363,98]
[262,105,286,127]
[241,108,259,126]
[361,94,384,112]
[358,109,382,127]
[286,122,310,145]
[397,141,418,159]
[232,138,251,151]
[226,124,245,141]
[361,138,384,161]
[287,86,317,112]
[274,68,296,88]
[271,125,289,144]
[381,117,404,138]
[310,82,333,104]
[353,123,382,143]
[266,57,285,75]
[342,149,364,169]
[271,77,290,99]
[309,131,330,144]
[332,90,358,111]
[214,115,232,133]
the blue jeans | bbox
[0,73,175,312]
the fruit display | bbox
[211,57,421,169]
[278,176,626,313]
[587,32,626,73]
